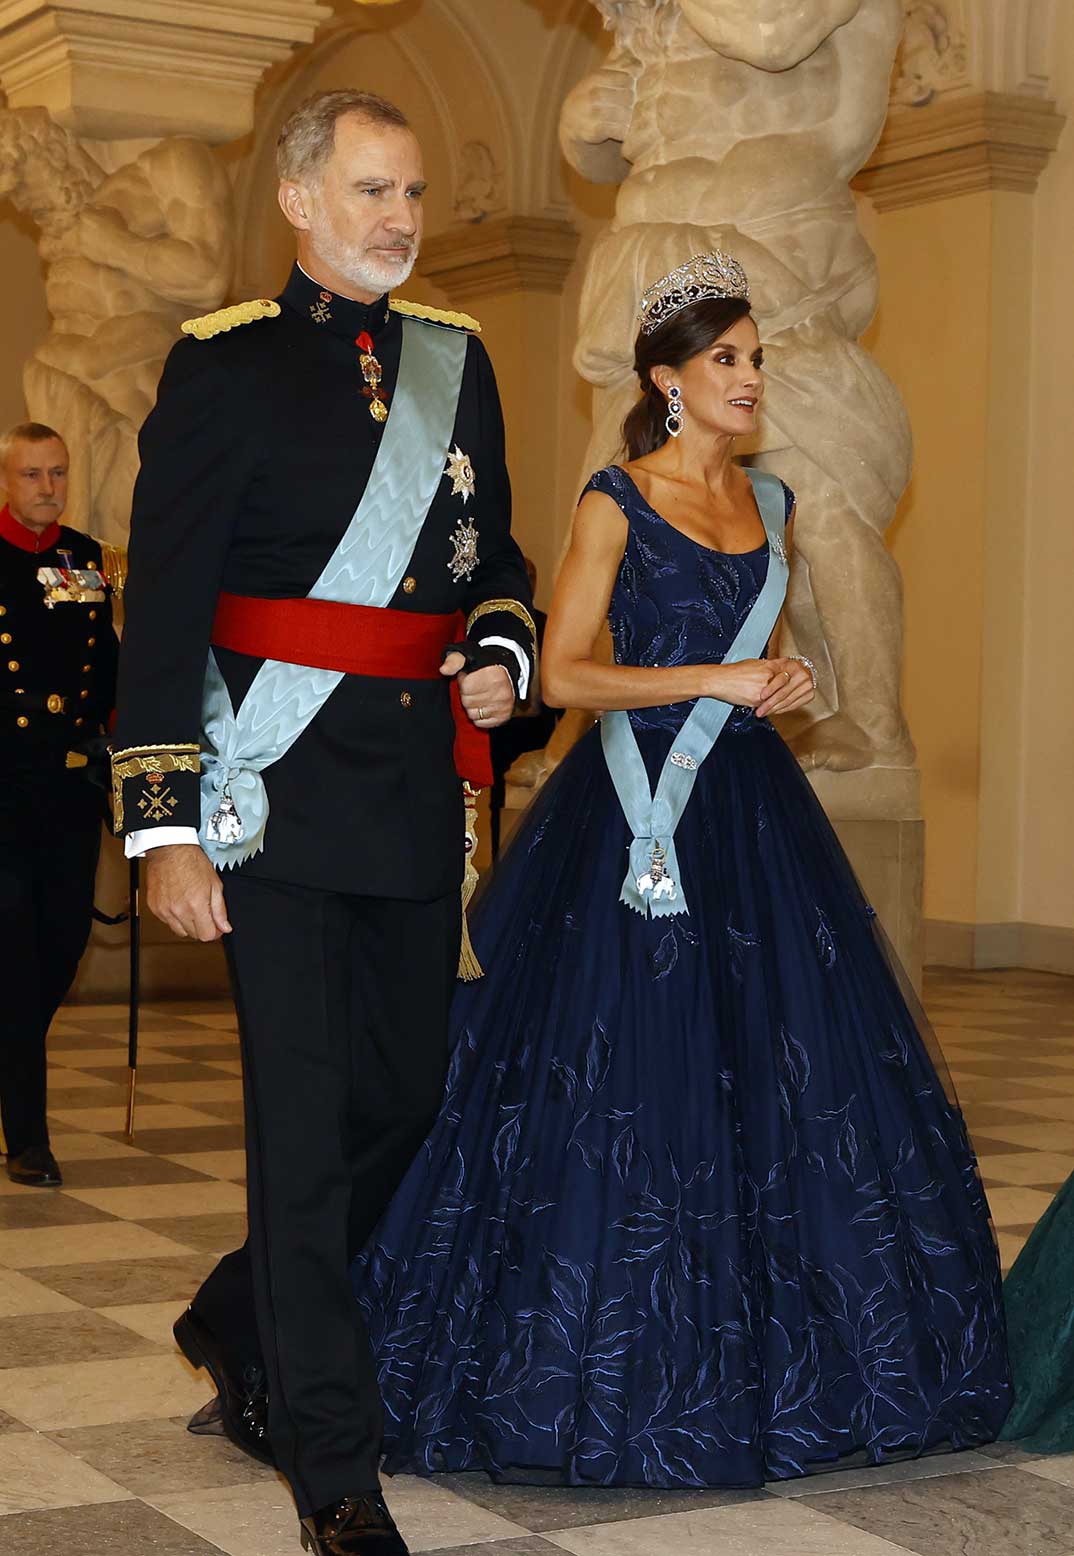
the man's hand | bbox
[145,843,232,942]
[440,654,516,729]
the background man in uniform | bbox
[0,422,118,1187]
[111,91,535,1556]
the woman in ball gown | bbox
[1000,1175,1074,1452]
[351,253,1012,1488]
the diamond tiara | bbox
[637,251,751,336]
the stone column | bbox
[0,0,330,141]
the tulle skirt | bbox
[352,716,1012,1487]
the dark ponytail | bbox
[621,296,752,461]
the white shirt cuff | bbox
[479,636,531,702]
[125,826,200,858]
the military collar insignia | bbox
[444,446,476,504]
[281,263,391,344]
[0,504,60,554]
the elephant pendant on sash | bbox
[637,840,678,903]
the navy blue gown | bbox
[352,466,1011,1487]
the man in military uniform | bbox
[112,91,535,1556]
[0,422,119,1188]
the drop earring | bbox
[665,385,684,439]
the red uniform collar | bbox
[0,504,61,554]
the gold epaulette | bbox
[182,299,281,341]
[389,298,481,335]
[94,541,128,598]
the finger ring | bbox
[783,670,791,682]
[477,706,486,721]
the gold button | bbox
[82,663,92,673]
[88,609,97,620]
[15,715,28,728]
[400,691,413,709]
[74,717,84,727]
[80,688,90,700]
[46,694,64,714]
[0,633,10,645]
[402,576,417,595]
[0,605,6,615]
[14,687,23,695]
[7,660,18,672]
[87,637,96,647]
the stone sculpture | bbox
[0,109,233,544]
[892,2,966,107]
[454,141,505,223]
[538,0,915,779]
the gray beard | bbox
[310,221,418,298]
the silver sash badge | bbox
[206,785,245,845]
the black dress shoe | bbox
[173,1307,273,1467]
[5,1147,62,1187]
[300,1493,409,1555]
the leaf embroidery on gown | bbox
[350,463,1012,1488]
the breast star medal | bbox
[356,331,389,423]
[448,516,480,583]
[444,445,476,503]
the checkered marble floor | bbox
[0,968,1072,1555]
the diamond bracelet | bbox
[789,654,817,690]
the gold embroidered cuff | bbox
[110,744,201,833]
[465,598,537,644]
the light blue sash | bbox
[198,317,468,868]
[601,468,789,917]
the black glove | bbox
[442,640,522,699]
[67,732,113,795]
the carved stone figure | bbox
[547,0,915,776]
[0,109,234,544]
[892,2,966,107]
[454,140,505,223]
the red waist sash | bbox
[211,592,492,788]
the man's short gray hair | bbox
[0,421,66,469]
[277,90,411,185]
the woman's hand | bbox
[704,659,782,709]
[753,657,816,718]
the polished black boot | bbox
[5,1147,62,1187]
[173,1307,273,1467]
[300,1494,409,1555]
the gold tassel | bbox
[458,783,484,982]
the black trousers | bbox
[194,872,459,1516]
[0,771,101,1156]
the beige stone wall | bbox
[860,56,1072,948]
[1021,0,1074,936]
